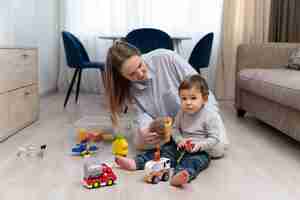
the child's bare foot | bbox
[170,170,189,187]
[115,156,137,171]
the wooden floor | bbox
[1,93,300,200]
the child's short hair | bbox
[179,74,209,97]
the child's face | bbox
[179,87,208,114]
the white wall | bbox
[182,0,224,90]
[0,0,59,95]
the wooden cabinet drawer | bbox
[8,85,39,130]
[0,49,38,93]
[0,93,10,138]
[0,47,39,142]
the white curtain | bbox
[59,0,224,93]
[215,0,271,100]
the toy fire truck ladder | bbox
[154,144,161,161]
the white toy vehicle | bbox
[144,146,171,184]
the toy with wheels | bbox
[82,162,117,189]
[143,145,171,184]
[71,142,98,157]
[77,128,113,143]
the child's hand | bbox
[184,140,194,153]
[177,138,192,151]
[191,143,202,153]
[177,140,186,150]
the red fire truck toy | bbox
[82,161,117,189]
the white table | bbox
[98,33,191,57]
[171,35,191,57]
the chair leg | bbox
[75,69,82,104]
[100,68,105,89]
[64,69,79,108]
[237,108,246,117]
[123,105,128,114]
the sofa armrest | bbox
[236,43,300,73]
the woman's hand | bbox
[140,128,160,145]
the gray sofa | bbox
[235,43,300,142]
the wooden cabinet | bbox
[0,93,10,133]
[0,47,39,141]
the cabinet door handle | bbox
[22,54,29,58]
[24,91,31,96]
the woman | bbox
[103,40,218,150]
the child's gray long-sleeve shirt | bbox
[172,104,229,158]
[130,49,219,149]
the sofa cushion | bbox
[238,68,300,111]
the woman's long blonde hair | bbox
[103,40,141,126]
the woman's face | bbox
[121,55,148,81]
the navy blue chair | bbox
[62,31,105,108]
[125,28,174,54]
[188,32,214,73]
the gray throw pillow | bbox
[287,48,300,70]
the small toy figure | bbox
[71,142,98,157]
[112,134,128,157]
[144,144,171,184]
[82,161,117,189]
[78,128,88,143]
[17,144,47,158]
[149,117,173,143]
[73,128,114,158]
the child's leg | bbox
[116,149,155,170]
[116,140,179,171]
[172,151,210,186]
[134,149,156,170]
[170,170,190,186]
[135,141,179,169]
[160,140,181,168]
[115,156,137,171]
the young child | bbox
[115,74,228,187]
